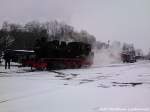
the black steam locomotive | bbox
[22,39,94,69]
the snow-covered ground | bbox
[0,61,150,112]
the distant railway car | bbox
[10,50,35,64]
[121,50,136,63]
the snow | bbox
[13,50,34,53]
[0,60,150,112]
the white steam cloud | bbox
[93,42,122,66]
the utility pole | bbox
[107,40,110,48]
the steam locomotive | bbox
[22,40,94,70]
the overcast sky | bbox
[0,0,150,53]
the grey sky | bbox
[0,0,150,53]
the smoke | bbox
[93,42,122,66]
